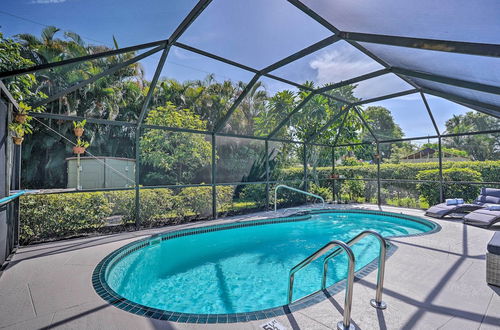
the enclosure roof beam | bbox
[136,46,170,127]
[260,35,340,74]
[441,128,500,138]
[422,88,500,118]
[28,110,336,147]
[353,106,378,142]
[379,135,439,144]
[352,89,419,106]
[29,112,137,127]
[0,39,168,80]
[266,92,316,139]
[332,109,350,148]
[143,124,207,135]
[306,106,351,143]
[174,42,350,105]
[325,127,500,148]
[174,42,259,74]
[336,141,372,148]
[168,0,213,44]
[137,0,214,127]
[338,31,500,58]
[420,92,440,136]
[143,122,333,146]
[315,68,390,94]
[287,0,341,34]
[213,73,262,133]
[287,0,422,92]
[30,45,165,109]
[0,81,18,108]
[392,67,500,95]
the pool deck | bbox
[0,204,499,330]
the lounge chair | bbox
[425,202,483,219]
[425,187,500,219]
[463,206,500,228]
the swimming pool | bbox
[93,210,438,323]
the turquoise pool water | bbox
[105,211,434,315]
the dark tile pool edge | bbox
[92,209,440,324]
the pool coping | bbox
[92,209,441,324]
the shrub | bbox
[340,178,366,202]
[104,188,176,225]
[105,190,134,216]
[416,168,482,205]
[272,183,308,207]
[217,186,234,213]
[279,160,500,183]
[309,183,332,202]
[176,186,234,218]
[386,196,420,208]
[20,192,112,244]
[19,186,234,244]
[240,184,267,206]
[138,189,176,225]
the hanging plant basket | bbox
[73,146,86,154]
[12,136,24,145]
[15,114,28,123]
[73,127,84,137]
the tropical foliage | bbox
[2,26,499,241]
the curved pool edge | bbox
[92,209,441,324]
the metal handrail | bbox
[287,240,355,330]
[274,184,325,212]
[0,190,27,207]
[322,230,388,309]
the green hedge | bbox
[20,186,234,244]
[18,160,500,244]
[20,192,112,244]
[280,160,500,182]
[416,168,482,205]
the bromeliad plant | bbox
[73,138,90,155]
[8,121,33,145]
[9,101,43,145]
[72,120,86,137]
[14,102,44,123]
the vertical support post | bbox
[134,128,141,228]
[332,146,336,203]
[438,136,444,202]
[303,143,308,204]
[376,142,381,207]
[76,153,81,190]
[211,133,217,219]
[12,143,21,192]
[13,143,21,247]
[265,140,270,210]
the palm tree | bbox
[236,80,267,135]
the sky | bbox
[1,0,487,140]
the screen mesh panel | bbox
[178,0,331,68]
[299,0,500,43]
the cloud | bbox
[308,43,415,100]
[310,45,381,85]
[31,0,67,4]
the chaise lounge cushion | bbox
[486,196,500,204]
[425,203,483,218]
[463,209,500,227]
[481,188,500,198]
[488,232,500,255]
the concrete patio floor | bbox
[0,204,499,330]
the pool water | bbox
[105,212,433,314]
